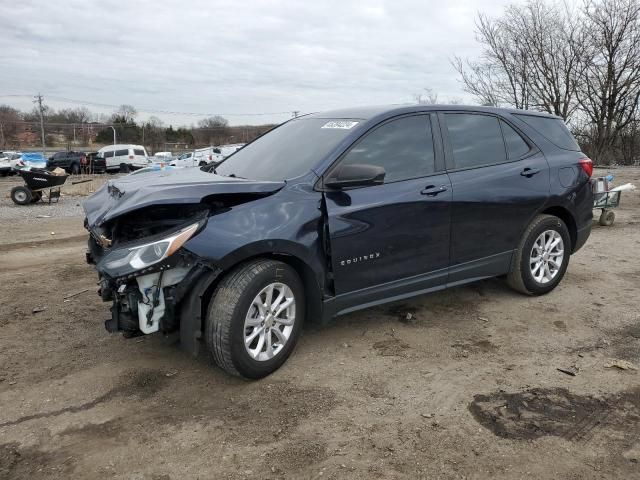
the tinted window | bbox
[215,118,358,181]
[445,114,506,169]
[134,149,145,156]
[102,151,114,158]
[515,114,579,151]
[339,115,435,183]
[114,149,129,157]
[501,121,530,159]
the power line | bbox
[0,94,298,117]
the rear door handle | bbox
[520,167,541,177]
[421,185,448,196]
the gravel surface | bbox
[0,175,107,222]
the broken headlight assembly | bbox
[98,222,201,278]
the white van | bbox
[98,144,150,172]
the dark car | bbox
[84,152,107,174]
[47,151,86,174]
[83,105,593,378]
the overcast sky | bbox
[1,0,521,126]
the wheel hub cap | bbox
[243,282,296,361]
[529,230,564,284]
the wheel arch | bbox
[540,205,577,252]
[192,243,326,337]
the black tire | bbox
[506,214,571,295]
[119,163,130,173]
[70,163,80,175]
[31,191,42,203]
[206,259,304,379]
[10,186,33,205]
[599,210,615,226]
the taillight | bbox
[579,158,593,178]
[129,155,134,160]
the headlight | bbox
[100,223,200,276]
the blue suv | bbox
[84,105,594,378]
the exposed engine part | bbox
[135,267,192,334]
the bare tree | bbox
[453,0,586,119]
[413,88,440,104]
[113,104,137,123]
[578,0,640,163]
[195,116,231,145]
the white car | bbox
[169,147,223,168]
[0,152,22,176]
[97,144,151,172]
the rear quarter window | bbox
[133,149,145,156]
[515,114,579,151]
[114,149,129,157]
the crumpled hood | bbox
[83,167,285,227]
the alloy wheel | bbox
[529,229,564,284]
[243,283,296,361]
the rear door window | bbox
[514,114,579,151]
[444,113,506,169]
[115,149,129,157]
[500,121,531,159]
[338,115,436,183]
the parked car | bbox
[0,152,22,176]
[83,104,593,379]
[47,151,86,174]
[84,152,107,174]
[97,144,150,173]
[17,152,47,169]
[169,147,222,168]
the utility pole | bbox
[34,93,46,156]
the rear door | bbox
[440,112,550,283]
[324,113,451,296]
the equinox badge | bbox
[339,252,381,266]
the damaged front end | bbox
[87,207,211,337]
[83,168,285,345]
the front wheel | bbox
[10,186,33,205]
[506,214,571,295]
[206,259,304,379]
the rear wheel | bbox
[10,186,33,205]
[507,214,571,295]
[599,210,615,226]
[206,259,304,379]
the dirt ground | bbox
[1,168,639,480]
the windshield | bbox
[215,118,361,181]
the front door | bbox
[324,114,451,295]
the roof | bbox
[305,104,560,121]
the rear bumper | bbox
[573,223,591,253]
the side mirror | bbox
[324,163,386,189]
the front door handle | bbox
[421,185,448,196]
[521,167,541,177]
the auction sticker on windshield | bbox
[321,120,359,129]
